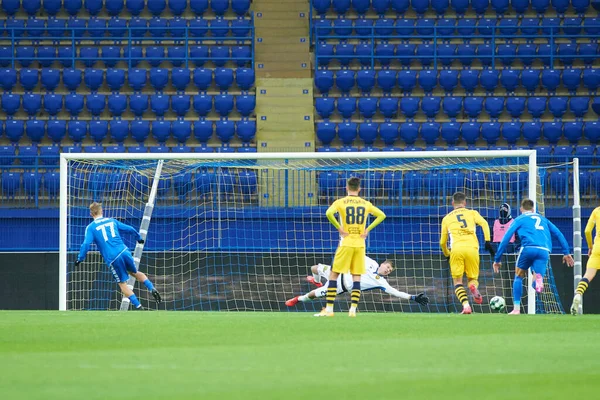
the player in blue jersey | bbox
[493,199,574,314]
[75,202,161,310]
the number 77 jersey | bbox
[78,217,141,264]
[327,195,385,248]
[440,208,490,254]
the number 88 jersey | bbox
[327,195,385,248]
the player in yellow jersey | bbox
[571,206,600,315]
[314,177,386,317]
[440,192,495,314]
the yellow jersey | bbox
[584,206,600,248]
[440,207,491,257]
[326,195,385,248]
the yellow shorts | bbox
[332,246,366,275]
[449,247,480,280]
[588,243,600,270]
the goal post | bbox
[60,150,564,313]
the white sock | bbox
[513,303,521,311]
[349,305,357,312]
[298,294,311,302]
[325,304,333,313]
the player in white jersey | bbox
[285,256,429,307]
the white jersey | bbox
[315,256,410,299]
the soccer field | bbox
[0,312,598,400]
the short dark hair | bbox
[381,259,394,271]
[521,198,535,210]
[347,177,361,191]
[452,192,466,203]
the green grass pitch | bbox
[1,311,599,400]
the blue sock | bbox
[129,294,141,308]
[143,279,155,291]
[513,276,524,307]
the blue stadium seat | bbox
[107,120,128,143]
[80,47,99,68]
[107,94,127,116]
[172,121,192,143]
[356,70,375,93]
[564,122,583,144]
[443,97,462,118]
[482,122,501,145]
[415,18,435,36]
[18,145,38,166]
[400,97,420,118]
[561,69,581,93]
[421,122,440,145]
[146,47,165,68]
[400,122,419,144]
[167,46,186,67]
[522,122,542,145]
[193,95,212,116]
[547,96,568,118]
[541,69,560,92]
[86,94,106,116]
[397,70,417,93]
[83,68,103,92]
[85,0,102,14]
[211,18,230,37]
[437,18,456,35]
[210,46,230,67]
[0,48,12,68]
[379,97,399,119]
[461,122,481,144]
[480,69,499,92]
[190,46,209,67]
[315,70,334,94]
[543,122,562,144]
[499,69,519,93]
[41,69,60,92]
[377,70,396,93]
[194,120,213,143]
[68,121,87,142]
[101,46,120,68]
[236,95,255,117]
[374,18,395,35]
[190,0,209,14]
[396,44,415,67]
[338,122,358,145]
[497,44,517,66]
[456,44,476,67]
[501,122,521,145]
[232,46,251,67]
[7,19,26,38]
[64,94,84,117]
[521,69,540,93]
[236,121,256,143]
[130,94,149,117]
[37,46,56,68]
[89,121,108,143]
[336,70,356,93]
[584,17,600,35]
[530,0,549,13]
[336,97,356,119]
[216,120,235,143]
[477,43,494,67]
[358,122,378,145]
[459,70,479,93]
[149,17,168,38]
[418,70,437,93]
[332,18,352,36]
[23,94,42,116]
[506,96,526,118]
[128,145,148,154]
[193,68,212,91]
[437,44,457,67]
[316,97,335,119]
[579,43,598,66]
[416,44,435,66]
[395,18,414,37]
[484,97,504,119]
[316,122,336,145]
[150,68,169,91]
[131,120,150,143]
[378,122,399,145]
[39,145,59,166]
[148,0,167,15]
[375,43,394,67]
[47,120,66,143]
[358,97,377,118]
[553,145,573,163]
[150,95,169,117]
[105,69,125,92]
[20,69,39,91]
[44,94,63,116]
[558,43,576,66]
[517,44,536,67]
[231,19,251,37]
[169,18,187,38]
[439,70,458,93]
[57,47,74,68]
[464,97,483,118]
[583,69,600,92]
[172,95,191,117]
[25,120,44,143]
[441,122,460,145]
[236,68,254,91]
[575,145,595,166]
[215,94,234,117]
[23,171,41,199]
[171,145,191,153]
[105,17,126,37]
[190,18,209,37]
[584,121,600,143]
[1,94,20,115]
[527,97,547,118]
[215,68,234,91]
[46,18,66,38]
[88,17,107,38]
[211,0,230,15]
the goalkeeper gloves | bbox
[137,239,145,244]
[411,293,429,306]
[485,241,496,257]
[74,260,81,267]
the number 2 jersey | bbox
[78,217,141,264]
[440,208,491,257]
[327,195,385,248]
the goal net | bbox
[59,151,564,314]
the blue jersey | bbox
[494,211,570,263]
[77,217,141,264]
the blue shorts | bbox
[108,250,138,283]
[516,247,550,276]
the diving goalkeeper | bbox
[285,256,429,307]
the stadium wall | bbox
[1,252,598,313]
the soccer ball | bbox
[490,296,506,312]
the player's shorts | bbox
[449,247,480,279]
[516,247,550,276]
[108,250,137,283]
[587,242,600,270]
[332,246,366,275]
